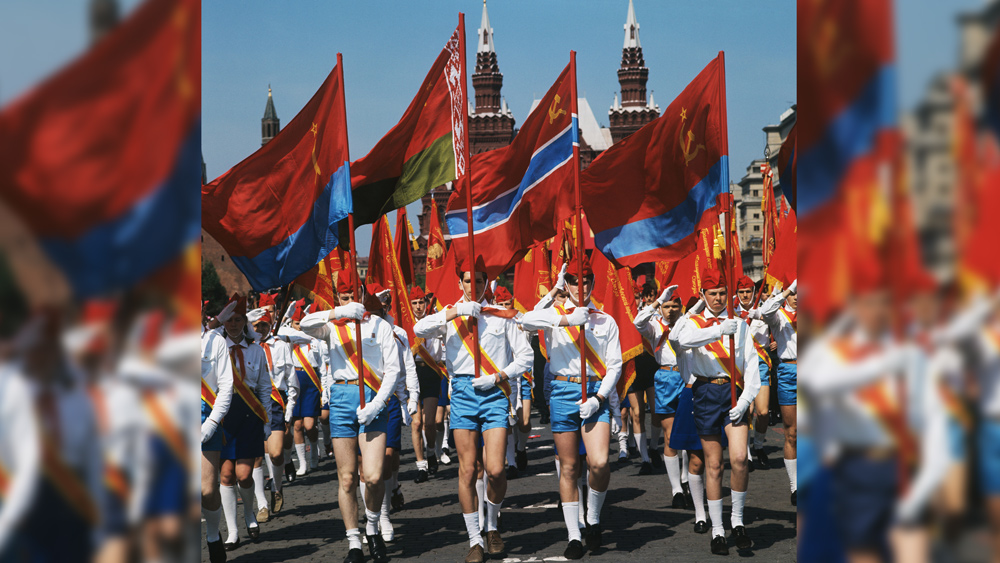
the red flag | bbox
[424,199,462,309]
[589,251,642,398]
[654,227,721,306]
[394,208,415,287]
[760,162,778,266]
[295,247,352,311]
[513,242,552,313]
[367,215,418,340]
[777,122,796,211]
[764,207,796,292]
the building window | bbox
[753,213,759,219]
[752,190,759,197]
[753,226,760,232]
[221,255,225,262]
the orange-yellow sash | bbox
[292,345,323,392]
[449,313,512,398]
[689,314,743,389]
[412,338,447,380]
[201,377,217,408]
[333,323,383,393]
[856,380,917,467]
[142,389,190,468]
[261,343,285,410]
[230,346,269,423]
[41,436,98,525]
[554,305,607,379]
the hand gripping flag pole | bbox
[570,51,587,402]
[457,12,483,380]
[335,53,367,409]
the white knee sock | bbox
[636,432,649,462]
[577,473,587,528]
[784,458,797,492]
[359,480,366,504]
[238,483,258,528]
[618,429,628,452]
[486,499,502,532]
[754,429,766,449]
[220,485,238,542]
[442,419,451,449]
[295,443,307,468]
[689,474,706,522]
[416,459,428,471]
[708,498,724,537]
[252,466,267,509]
[346,528,362,551]
[680,451,690,484]
[586,488,606,525]
[554,457,561,479]
[203,507,222,542]
[664,454,682,496]
[476,476,486,531]
[380,488,393,534]
[464,512,484,548]
[506,437,516,467]
[562,502,582,541]
[268,454,283,493]
[365,508,380,536]
[731,490,746,527]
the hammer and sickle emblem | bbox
[679,108,706,166]
[548,95,567,124]
[310,123,323,179]
[427,242,444,262]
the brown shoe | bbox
[485,530,505,556]
[271,490,283,513]
[256,506,269,523]
[464,543,485,563]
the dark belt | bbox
[781,359,797,364]
[554,375,602,384]
[332,379,358,385]
[659,365,680,372]
[694,375,728,385]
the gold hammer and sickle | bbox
[678,108,706,166]
[310,123,323,180]
[548,95,567,124]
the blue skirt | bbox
[668,386,728,450]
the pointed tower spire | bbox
[623,0,640,49]
[478,0,495,54]
[261,85,280,146]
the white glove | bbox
[471,374,498,391]
[657,285,678,304]
[771,283,782,297]
[407,398,419,416]
[611,415,621,435]
[577,396,601,419]
[333,302,365,321]
[247,308,266,324]
[216,300,237,323]
[455,301,482,318]
[729,398,751,422]
[263,425,272,440]
[401,403,413,426]
[747,308,762,320]
[357,399,385,426]
[719,318,739,336]
[201,419,219,444]
[788,279,797,294]
[555,264,568,291]
[285,404,294,423]
[565,307,589,326]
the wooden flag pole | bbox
[272,282,294,337]
[456,12,483,380]
[335,53,366,409]
[569,51,587,402]
[717,51,737,409]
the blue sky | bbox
[0,0,982,254]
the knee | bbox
[238,475,254,489]
[730,452,748,474]
[201,482,216,500]
[589,457,609,476]
[756,405,768,418]
[706,459,724,478]
[785,425,797,445]
[339,472,357,494]
[293,420,303,431]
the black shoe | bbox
[224,537,240,551]
[791,491,797,506]
[207,539,227,563]
[730,525,752,550]
[343,547,365,563]
[539,413,550,425]
[651,451,664,469]
[751,448,769,470]
[711,534,729,555]
[694,520,709,534]
[391,486,404,511]
[428,454,439,475]
[414,469,428,484]
[285,462,296,483]
[247,524,260,542]
[515,449,528,471]
[506,465,518,479]
[264,477,272,491]
[671,492,685,508]
[442,446,452,457]
[617,451,630,465]
[638,461,653,475]
[564,539,584,560]
[584,523,602,551]
[682,482,694,509]
[366,533,389,563]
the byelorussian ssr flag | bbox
[202,63,352,292]
[0,0,200,298]
[581,53,729,268]
[445,63,576,280]
[350,24,466,226]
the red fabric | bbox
[335,272,353,295]
[394,208,415,287]
[257,292,276,308]
[257,311,273,326]
[513,241,551,313]
[736,276,754,290]
[493,286,512,302]
[366,215,418,341]
[409,286,426,300]
[227,292,247,315]
[654,226,719,305]
[294,246,352,310]
[291,299,306,322]
[425,202,463,309]
[588,251,642,398]
[764,206,797,292]
[701,269,724,290]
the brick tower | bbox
[262,85,280,146]
[609,0,659,144]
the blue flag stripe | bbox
[593,156,728,262]
[231,161,353,291]
[446,120,575,237]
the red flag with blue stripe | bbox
[0,0,200,298]
[445,63,576,280]
[202,63,352,292]
[580,53,728,268]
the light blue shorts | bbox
[449,374,510,433]
[550,378,610,433]
[653,367,684,415]
[776,362,797,407]
[328,383,387,438]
